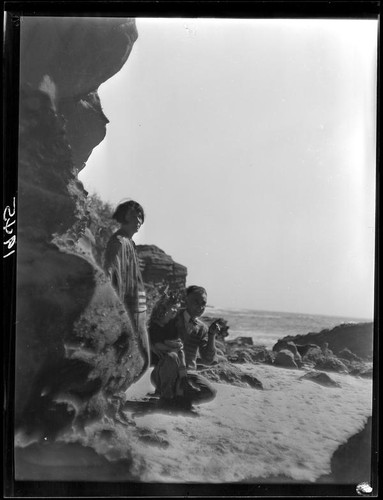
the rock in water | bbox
[15,17,148,441]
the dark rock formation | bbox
[136,244,187,293]
[274,350,299,369]
[295,343,321,357]
[272,340,303,367]
[212,335,275,365]
[272,323,375,375]
[20,16,137,171]
[16,17,147,441]
[317,417,372,484]
[300,345,324,361]
[315,356,349,374]
[349,365,373,378]
[273,322,373,361]
[225,340,274,365]
[299,371,341,388]
[338,347,363,363]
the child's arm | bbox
[163,339,184,351]
[152,341,174,353]
[178,349,187,378]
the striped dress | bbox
[104,232,147,327]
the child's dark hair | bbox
[186,285,207,296]
[112,200,145,224]
[150,291,182,324]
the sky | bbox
[79,18,377,319]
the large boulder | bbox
[295,343,321,357]
[272,340,302,367]
[15,17,148,441]
[315,357,349,374]
[300,371,341,388]
[274,350,298,369]
[338,347,363,363]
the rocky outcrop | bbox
[216,336,275,365]
[272,340,303,367]
[15,17,146,441]
[273,323,374,361]
[315,357,349,374]
[300,371,341,388]
[136,245,187,293]
[20,16,137,172]
[271,323,374,376]
[212,326,372,377]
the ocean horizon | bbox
[204,305,372,349]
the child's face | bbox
[159,303,180,325]
[186,292,207,318]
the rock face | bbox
[16,17,147,440]
[273,323,374,361]
[272,340,303,367]
[136,244,187,293]
[19,16,137,171]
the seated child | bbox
[148,292,186,394]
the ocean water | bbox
[204,306,371,349]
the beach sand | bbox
[17,363,372,484]
[120,365,372,483]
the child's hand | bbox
[164,339,184,351]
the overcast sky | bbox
[79,18,377,319]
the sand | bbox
[33,363,372,484]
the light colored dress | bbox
[104,231,149,357]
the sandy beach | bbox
[116,365,372,483]
[15,361,372,485]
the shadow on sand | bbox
[120,395,200,419]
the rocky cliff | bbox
[136,244,187,292]
[16,17,147,441]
